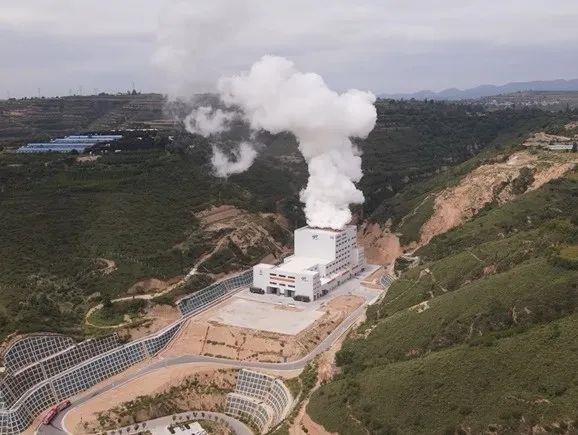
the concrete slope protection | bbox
[47,287,380,434]
[1,272,252,435]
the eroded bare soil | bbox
[419,150,577,246]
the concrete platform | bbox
[208,265,382,335]
[209,298,323,335]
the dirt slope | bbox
[418,150,577,246]
[195,204,290,264]
[358,222,403,266]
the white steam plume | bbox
[183,106,236,136]
[211,142,258,178]
[153,0,251,97]
[217,56,376,229]
[181,105,254,179]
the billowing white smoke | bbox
[216,56,376,229]
[154,3,376,228]
[211,142,258,178]
[183,106,236,136]
[153,0,252,97]
[181,106,256,178]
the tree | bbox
[102,295,113,309]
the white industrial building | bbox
[252,225,365,301]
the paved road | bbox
[39,272,384,435]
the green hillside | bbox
[308,169,578,434]
[361,100,569,218]
[309,314,578,434]
[0,146,297,339]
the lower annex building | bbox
[252,225,365,301]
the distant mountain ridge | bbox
[382,78,578,101]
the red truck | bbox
[42,400,71,425]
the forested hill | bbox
[359,100,563,215]
[0,94,167,148]
[308,157,578,433]
[0,98,574,344]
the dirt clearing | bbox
[161,294,364,363]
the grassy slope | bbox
[308,168,578,433]
[339,259,576,368]
[309,314,578,434]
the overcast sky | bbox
[1,0,578,98]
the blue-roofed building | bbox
[16,134,123,154]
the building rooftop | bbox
[273,256,326,273]
[295,225,351,234]
[256,263,275,270]
[17,134,123,154]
